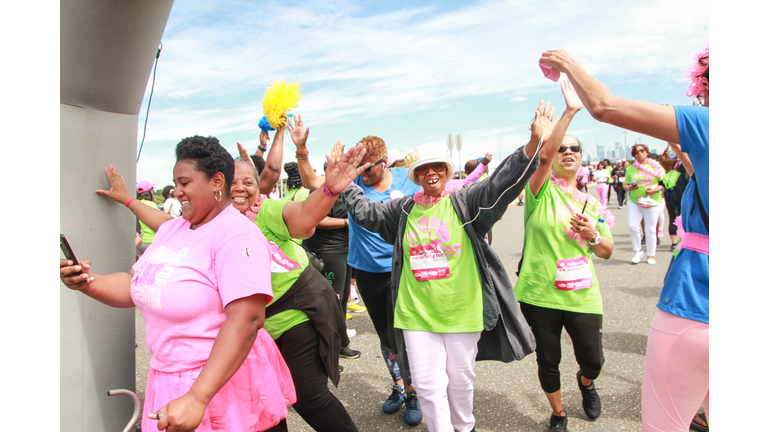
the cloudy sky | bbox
[134,0,708,187]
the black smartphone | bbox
[60,234,82,275]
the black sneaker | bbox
[577,370,601,419]
[641,235,646,245]
[548,412,568,432]
[340,346,361,359]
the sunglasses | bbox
[635,148,648,154]
[358,158,384,173]
[558,145,581,153]
[415,162,448,175]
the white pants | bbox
[628,200,664,257]
[403,330,482,432]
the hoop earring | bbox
[214,190,222,202]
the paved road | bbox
[136,188,677,431]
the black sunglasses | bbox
[558,145,581,153]
[358,158,384,173]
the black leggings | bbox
[353,269,398,350]
[275,322,358,432]
[613,183,626,206]
[318,252,352,315]
[520,302,604,394]
[665,195,679,236]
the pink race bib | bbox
[554,256,593,291]
[409,243,450,281]
[268,242,300,273]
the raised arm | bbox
[287,114,325,191]
[528,78,584,196]
[96,165,173,232]
[281,143,369,239]
[539,49,679,143]
[259,123,286,195]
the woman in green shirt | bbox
[515,79,614,432]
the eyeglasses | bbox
[558,145,581,153]
[358,158,384,173]
[415,162,448,175]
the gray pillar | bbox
[60,0,174,430]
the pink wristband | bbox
[322,183,339,197]
[125,197,136,208]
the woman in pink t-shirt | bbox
[61,136,297,432]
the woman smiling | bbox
[341,99,555,431]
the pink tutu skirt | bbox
[142,328,296,432]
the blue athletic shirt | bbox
[657,105,709,323]
[347,167,422,273]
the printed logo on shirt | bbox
[406,216,463,281]
[131,245,190,310]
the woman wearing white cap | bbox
[342,100,563,432]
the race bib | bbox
[554,256,592,291]
[409,243,450,281]
[268,242,300,273]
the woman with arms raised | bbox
[514,79,614,432]
[540,43,709,432]
[61,136,296,432]
[340,99,556,431]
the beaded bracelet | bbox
[125,197,136,208]
[321,183,339,197]
[295,150,309,157]
[296,154,308,160]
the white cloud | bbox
[136,0,708,184]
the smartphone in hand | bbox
[60,234,82,276]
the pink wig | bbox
[685,43,709,98]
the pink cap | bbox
[137,180,155,193]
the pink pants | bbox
[642,310,709,432]
[595,183,609,207]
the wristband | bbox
[125,197,136,208]
[296,154,308,160]
[344,219,348,228]
[257,146,267,152]
[322,183,339,197]
[296,150,309,157]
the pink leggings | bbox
[642,310,709,431]
[595,184,609,207]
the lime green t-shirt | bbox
[139,200,159,243]
[515,179,613,315]
[281,187,310,203]
[396,197,484,332]
[660,169,681,190]
[255,199,310,339]
[623,164,664,206]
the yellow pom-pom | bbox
[262,79,302,129]
[403,149,417,168]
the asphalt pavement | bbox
[136,187,678,431]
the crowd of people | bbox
[60,44,708,432]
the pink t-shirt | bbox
[131,205,273,372]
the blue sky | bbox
[134,0,708,187]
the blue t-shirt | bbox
[347,167,422,273]
[657,106,709,323]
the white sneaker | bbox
[631,251,644,264]
[647,258,657,265]
[347,328,357,338]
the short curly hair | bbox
[175,135,235,191]
[358,136,388,163]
